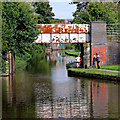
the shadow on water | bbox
[2,50,120,119]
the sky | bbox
[49,1,77,20]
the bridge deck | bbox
[34,24,90,43]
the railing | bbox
[107,24,120,42]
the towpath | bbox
[69,63,120,73]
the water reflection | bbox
[34,78,90,118]
[26,53,51,74]
[4,74,16,105]
[2,50,120,119]
[2,72,36,118]
[92,82,108,118]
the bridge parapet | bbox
[37,24,89,33]
[34,24,90,43]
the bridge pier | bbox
[90,21,107,66]
[80,43,90,68]
[80,43,84,68]
[81,21,107,68]
[83,43,91,68]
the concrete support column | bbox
[83,43,90,67]
[80,43,84,68]
[90,21,107,66]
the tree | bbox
[2,2,40,55]
[32,2,55,24]
[73,2,119,24]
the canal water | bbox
[2,51,120,119]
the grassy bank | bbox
[66,62,120,81]
[89,64,120,71]
[65,50,81,57]
[68,68,119,81]
[69,68,118,76]
[100,64,120,71]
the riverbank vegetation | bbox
[2,2,54,72]
[15,44,46,71]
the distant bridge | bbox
[34,24,90,43]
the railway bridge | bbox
[34,21,108,68]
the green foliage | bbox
[2,2,46,72]
[15,43,45,70]
[32,2,55,24]
[73,2,119,24]
[2,2,39,55]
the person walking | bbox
[92,55,96,68]
[96,53,100,69]
[75,55,80,68]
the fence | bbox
[107,24,120,42]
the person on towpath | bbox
[96,53,100,69]
[92,55,96,68]
[75,55,81,68]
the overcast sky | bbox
[49,1,77,19]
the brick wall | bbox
[91,45,107,65]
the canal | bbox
[2,51,120,119]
